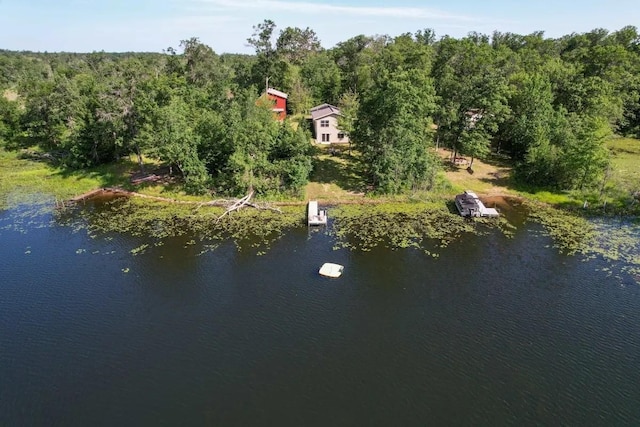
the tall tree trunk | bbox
[134,143,144,173]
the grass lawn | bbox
[0,148,120,208]
[606,137,640,198]
[305,144,367,203]
[2,135,638,212]
[0,147,213,209]
[436,148,513,196]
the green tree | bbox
[501,72,556,161]
[432,36,511,165]
[276,27,322,65]
[337,89,359,154]
[247,19,284,89]
[139,95,209,192]
[355,68,438,193]
[300,51,341,105]
[0,95,22,148]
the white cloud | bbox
[185,0,481,22]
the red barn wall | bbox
[268,94,287,120]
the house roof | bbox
[267,88,288,99]
[310,103,341,120]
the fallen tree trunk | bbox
[216,191,254,221]
[68,188,287,212]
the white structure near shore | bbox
[308,200,327,225]
[454,191,499,218]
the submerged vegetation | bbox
[330,202,515,254]
[0,189,637,283]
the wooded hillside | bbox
[1,23,639,196]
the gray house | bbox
[310,103,349,145]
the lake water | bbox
[1,201,639,425]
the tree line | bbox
[1,22,639,195]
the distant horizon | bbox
[0,23,637,56]
[1,0,639,54]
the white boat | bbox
[319,263,344,278]
[454,190,499,218]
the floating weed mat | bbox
[588,220,640,283]
[525,202,597,255]
[524,201,640,284]
[53,197,305,255]
[330,203,515,255]
[209,207,303,253]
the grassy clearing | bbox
[436,149,513,196]
[0,148,116,208]
[0,147,215,209]
[606,137,640,197]
[439,137,640,212]
[305,144,366,202]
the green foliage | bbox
[3,22,640,199]
[300,52,342,105]
[0,96,22,148]
[515,114,610,189]
[276,26,322,66]
[502,72,556,160]
[223,91,313,195]
[337,89,359,138]
[433,36,511,165]
[355,64,439,193]
[145,96,209,192]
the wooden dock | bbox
[308,200,327,225]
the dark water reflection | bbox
[0,203,639,426]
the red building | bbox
[266,88,288,121]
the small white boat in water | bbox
[319,263,344,278]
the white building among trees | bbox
[310,103,349,144]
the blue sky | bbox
[1,0,638,53]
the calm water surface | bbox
[1,202,639,426]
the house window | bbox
[320,120,329,127]
[338,133,345,139]
[321,133,330,142]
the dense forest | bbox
[1,21,639,196]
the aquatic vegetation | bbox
[330,202,511,254]
[130,244,150,256]
[589,220,640,281]
[525,202,596,255]
[53,197,305,254]
[523,201,640,283]
[3,192,636,283]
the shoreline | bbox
[61,186,638,221]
